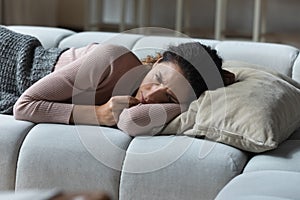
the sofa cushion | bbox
[243,140,300,173]
[215,171,300,200]
[292,54,300,83]
[119,135,248,200]
[16,124,132,200]
[7,26,75,49]
[131,35,219,60]
[215,41,299,77]
[58,31,143,49]
[0,114,34,190]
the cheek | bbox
[139,82,151,90]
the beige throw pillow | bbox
[162,61,300,153]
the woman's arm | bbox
[117,103,181,136]
[13,63,78,124]
[70,96,140,126]
[14,44,137,125]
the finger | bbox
[128,97,140,107]
[112,96,140,106]
[111,96,132,104]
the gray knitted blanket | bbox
[0,26,66,114]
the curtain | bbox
[3,0,58,26]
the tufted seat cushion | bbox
[243,139,300,173]
[0,115,34,190]
[215,171,300,200]
[15,124,132,200]
[119,136,248,200]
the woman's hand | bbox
[96,96,140,126]
[70,96,140,126]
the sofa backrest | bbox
[7,25,300,82]
[216,41,299,78]
[293,56,300,83]
[7,25,75,49]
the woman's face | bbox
[135,60,193,104]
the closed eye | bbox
[154,72,179,103]
[167,90,179,104]
[155,72,163,83]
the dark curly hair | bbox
[159,42,223,99]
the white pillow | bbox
[162,61,300,153]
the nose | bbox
[143,84,168,103]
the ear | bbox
[222,69,236,85]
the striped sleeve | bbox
[13,44,131,124]
[117,103,181,136]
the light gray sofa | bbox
[1,25,300,200]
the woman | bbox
[1,27,235,135]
